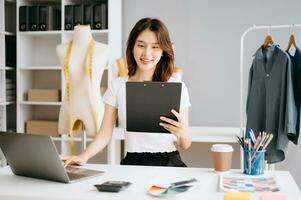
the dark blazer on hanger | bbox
[246,44,297,164]
[287,47,301,145]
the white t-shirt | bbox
[103,76,191,153]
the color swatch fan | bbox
[148,178,197,197]
[148,185,192,197]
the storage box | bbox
[26,120,59,136]
[27,89,61,102]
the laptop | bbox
[0,132,104,183]
[126,81,182,133]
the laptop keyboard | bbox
[67,172,88,181]
[66,166,103,181]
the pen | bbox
[248,138,251,174]
[236,136,244,149]
[260,133,270,150]
[244,139,249,150]
[253,135,261,150]
[169,178,197,188]
[262,134,273,150]
[251,133,272,165]
[250,129,256,145]
[256,133,267,151]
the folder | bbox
[64,5,73,30]
[39,6,61,31]
[93,4,102,29]
[73,4,83,27]
[93,3,108,29]
[5,35,16,67]
[100,2,108,29]
[29,6,39,31]
[39,6,49,31]
[19,6,29,31]
[83,4,93,29]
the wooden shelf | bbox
[0,67,14,70]
[12,0,122,165]
[0,31,15,35]
[18,30,108,36]
[19,101,62,106]
[19,66,61,70]
[5,101,16,105]
[0,0,17,162]
[63,30,109,34]
[18,31,62,36]
[5,0,16,3]
[5,67,16,70]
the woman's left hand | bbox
[159,109,189,139]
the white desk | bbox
[0,164,300,200]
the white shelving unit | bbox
[16,0,122,163]
[0,0,16,167]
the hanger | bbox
[286,35,298,51]
[262,25,274,48]
[263,35,274,48]
[286,24,298,51]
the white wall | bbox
[122,0,301,188]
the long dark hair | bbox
[126,18,174,81]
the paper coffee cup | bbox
[211,144,233,172]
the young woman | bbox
[64,18,191,167]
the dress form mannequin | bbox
[57,25,110,154]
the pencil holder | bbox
[243,150,265,175]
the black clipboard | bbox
[126,81,182,133]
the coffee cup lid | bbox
[211,144,233,152]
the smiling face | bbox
[133,29,163,73]
[126,18,174,81]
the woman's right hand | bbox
[62,155,87,168]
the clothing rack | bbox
[240,24,301,169]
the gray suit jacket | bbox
[246,44,297,163]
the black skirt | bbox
[120,151,187,167]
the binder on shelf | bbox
[83,4,93,29]
[6,80,16,102]
[39,6,61,31]
[6,96,16,102]
[6,90,16,96]
[6,79,14,84]
[29,6,39,31]
[19,6,29,31]
[93,3,108,30]
[100,2,108,29]
[73,4,83,27]
[93,4,101,29]
[65,5,73,30]
[5,35,16,67]
[5,82,16,90]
